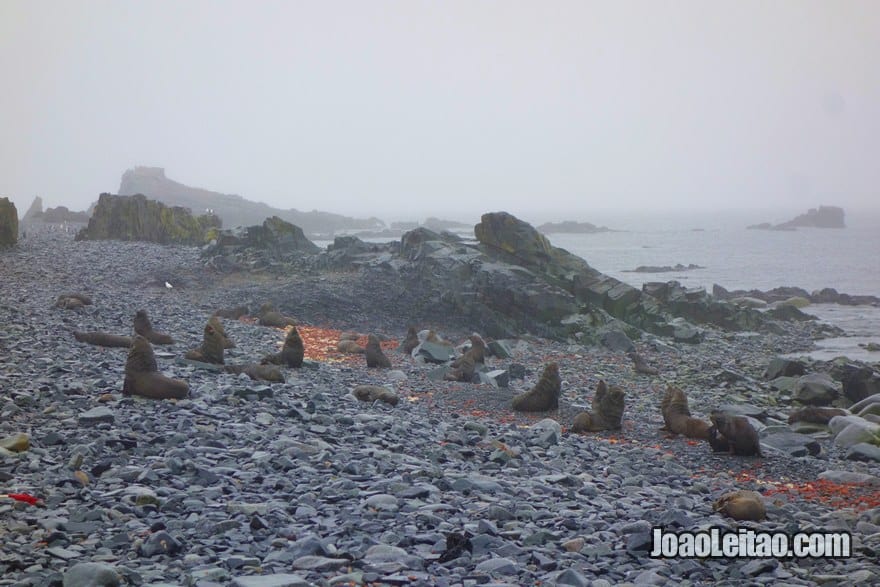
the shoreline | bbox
[1,232,879,586]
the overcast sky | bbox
[2,0,878,222]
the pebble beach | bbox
[2,229,879,587]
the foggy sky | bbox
[2,0,878,222]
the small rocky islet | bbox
[2,210,880,586]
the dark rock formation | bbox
[713,283,879,307]
[624,264,704,273]
[76,194,220,245]
[0,197,18,247]
[42,206,90,223]
[119,166,383,236]
[21,196,43,224]
[536,220,611,234]
[748,206,845,230]
[202,216,319,271]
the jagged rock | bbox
[793,373,840,405]
[478,369,510,388]
[600,330,635,353]
[76,193,220,245]
[21,196,43,224]
[43,205,90,223]
[0,197,18,247]
[765,304,816,322]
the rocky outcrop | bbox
[42,206,90,223]
[0,197,18,247]
[748,206,845,230]
[624,264,704,273]
[75,193,221,245]
[119,166,383,236]
[201,216,319,271]
[537,220,612,234]
[21,196,43,224]
[713,284,879,307]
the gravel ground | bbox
[1,230,878,587]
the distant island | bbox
[748,205,845,231]
[623,263,705,273]
[537,220,612,234]
[119,166,384,238]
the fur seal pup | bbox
[660,386,710,440]
[445,335,488,383]
[208,315,235,349]
[713,490,766,522]
[262,326,305,368]
[627,351,659,376]
[787,407,848,425]
[213,305,249,320]
[710,412,762,457]
[401,326,420,355]
[55,293,93,310]
[133,310,175,345]
[184,320,225,364]
[571,380,626,432]
[706,425,731,453]
[364,334,391,368]
[73,331,132,348]
[123,335,189,400]
[257,303,297,328]
[337,340,365,354]
[512,362,561,412]
[353,385,399,406]
[225,363,285,383]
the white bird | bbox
[165,281,173,289]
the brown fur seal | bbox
[225,363,285,383]
[123,335,189,400]
[512,362,561,412]
[627,351,659,376]
[571,380,626,432]
[184,320,225,364]
[788,407,848,425]
[257,303,297,328]
[339,331,362,341]
[262,326,305,368]
[208,315,235,349]
[74,331,133,348]
[337,340,365,354]
[133,310,175,345]
[55,293,93,309]
[710,412,762,457]
[365,334,391,368]
[660,386,710,441]
[401,326,419,355]
[213,305,249,320]
[353,385,399,406]
[713,490,766,522]
[445,335,487,383]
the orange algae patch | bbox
[280,325,399,364]
[762,479,880,512]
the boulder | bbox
[0,197,18,247]
[835,364,880,404]
[833,421,880,449]
[845,443,880,463]
[765,304,816,322]
[759,431,821,457]
[76,193,220,245]
[764,358,806,380]
[600,329,635,353]
[850,393,880,414]
[793,373,840,405]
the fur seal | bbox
[660,386,710,440]
[444,334,487,383]
[262,326,304,368]
[512,362,561,412]
[353,384,399,406]
[73,331,132,348]
[257,303,297,328]
[713,490,766,522]
[400,326,420,355]
[55,293,93,310]
[337,340,365,354]
[184,320,225,364]
[123,335,189,400]
[133,310,175,345]
[787,407,848,425]
[213,305,249,320]
[710,412,762,457]
[627,351,659,376]
[208,315,235,349]
[225,363,285,383]
[571,380,626,432]
[339,331,362,341]
[364,334,391,368]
